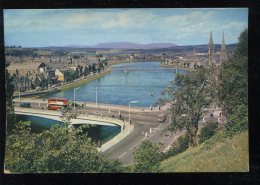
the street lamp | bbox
[18,85,21,101]
[96,86,98,106]
[129,100,138,123]
[73,87,80,110]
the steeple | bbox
[221,31,226,50]
[208,31,214,64]
[220,31,227,63]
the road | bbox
[14,98,177,166]
[14,98,225,166]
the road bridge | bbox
[111,68,176,71]
[14,107,135,152]
[14,107,122,127]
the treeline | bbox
[5,48,39,57]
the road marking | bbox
[141,137,146,142]
[118,152,127,159]
[130,144,138,150]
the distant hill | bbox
[59,42,177,49]
[38,43,237,54]
[144,44,237,54]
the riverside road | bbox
[13,98,177,166]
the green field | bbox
[160,131,249,172]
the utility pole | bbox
[73,87,80,111]
[18,85,21,101]
[96,86,98,106]
[129,100,138,123]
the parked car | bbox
[20,102,31,108]
[158,113,167,122]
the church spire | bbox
[220,31,226,63]
[221,31,226,50]
[209,31,214,48]
[208,31,214,64]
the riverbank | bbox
[160,63,193,71]
[107,59,160,66]
[19,69,111,98]
[58,68,110,91]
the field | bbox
[160,131,249,172]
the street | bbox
[13,98,176,166]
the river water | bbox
[13,61,186,142]
[45,61,186,107]
[13,115,120,144]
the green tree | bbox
[5,67,16,131]
[92,63,96,73]
[199,121,218,144]
[163,134,190,159]
[133,141,162,172]
[218,28,248,135]
[5,110,123,173]
[218,29,248,117]
[167,67,216,147]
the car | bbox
[158,113,167,122]
[20,102,31,108]
[70,102,81,108]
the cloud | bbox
[4,9,248,46]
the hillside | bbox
[160,131,249,172]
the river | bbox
[45,61,186,107]
[12,61,186,142]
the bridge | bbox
[14,107,124,128]
[111,68,176,71]
[14,107,135,152]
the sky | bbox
[4,8,248,47]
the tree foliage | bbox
[133,141,162,172]
[163,134,190,159]
[199,121,218,144]
[5,111,123,173]
[167,67,216,147]
[5,67,16,129]
[218,28,248,134]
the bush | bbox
[199,121,218,144]
[163,134,190,159]
[202,131,226,150]
[225,104,248,137]
[5,121,124,173]
[133,141,162,172]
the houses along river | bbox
[15,61,186,142]
[46,61,186,107]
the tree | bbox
[5,67,16,131]
[166,67,216,147]
[133,141,162,172]
[199,121,218,144]
[92,63,96,73]
[5,109,124,173]
[218,28,248,135]
[218,28,248,117]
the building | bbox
[208,31,214,64]
[220,32,227,63]
[208,31,227,64]
[55,69,65,82]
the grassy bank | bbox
[160,131,249,172]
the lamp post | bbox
[129,100,138,123]
[96,86,98,106]
[18,85,21,101]
[73,87,80,110]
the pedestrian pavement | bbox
[98,121,134,152]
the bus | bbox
[47,98,69,110]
